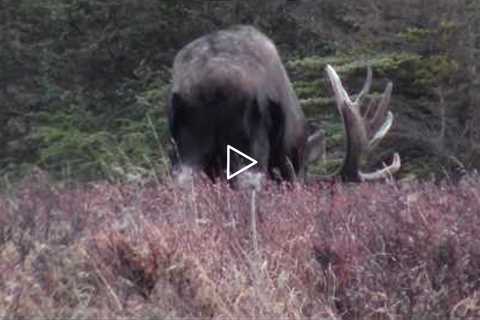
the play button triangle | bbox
[226,145,258,180]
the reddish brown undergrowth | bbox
[1,172,480,319]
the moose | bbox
[167,25,400,183]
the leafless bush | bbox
[1,174,480,319]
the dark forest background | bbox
[2,0,479,182]
[2,2,480,319]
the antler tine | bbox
[370,82,393,133]
[363,96,377,119]
[326,65,352,108]
[359,153,401,181]
[354,66,372,106]
[369,111,393,151]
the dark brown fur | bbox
[168,25,315,181]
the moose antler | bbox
[325,64,401,182]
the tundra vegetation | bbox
[1,1,480,319]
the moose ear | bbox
[305,129,325,164]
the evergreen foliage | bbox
[1,0,478,181]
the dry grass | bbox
[1,172,480,319]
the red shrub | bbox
[1,174,480,319]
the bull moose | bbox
[167,25,400,183]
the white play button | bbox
[226,145,258,180]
